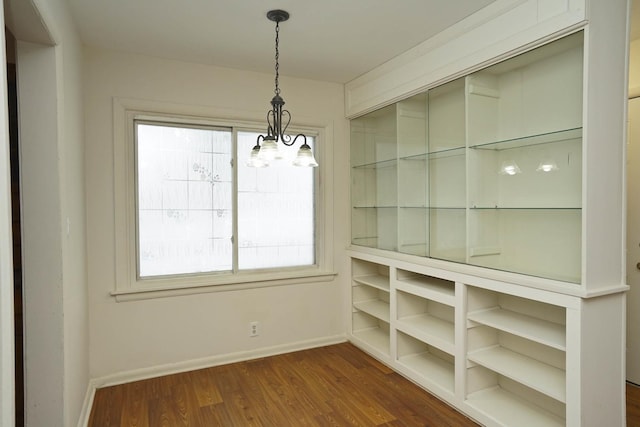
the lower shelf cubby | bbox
[396,331,455,395]
[396,290,454,354]
[466,367,565,427]
[466,321,566,426]
[352,310,390,357]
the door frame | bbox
[0,1,15,424]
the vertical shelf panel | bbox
[398,93,428,257]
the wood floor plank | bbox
[189,368,223,407]
[250,358,320,424]
[148,396,182,427]
[89,343,640,426]
[120,381,149,427]
[629,383,640,427]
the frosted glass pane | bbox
[137,123,232,277]
[237,131,316,270]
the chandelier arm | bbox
[266,110,275,134]
[279,110,292,143]
[281,133,306,147]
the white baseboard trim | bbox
[77,379,98,427]
[77,334,346,426]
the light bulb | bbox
[499,160,521,176]
[536,158,559,172]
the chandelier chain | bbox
[274,21,280,96]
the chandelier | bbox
[247,9,319,168]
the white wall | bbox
[15,0,89,425]
[631,38,640,91]
[84,47,351,380]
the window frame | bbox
[112,98,335,301]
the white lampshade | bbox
[258,137,280,161]
[246,145,269,168]
[293,144,318,167]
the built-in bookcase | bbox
[346,251,616,426]
[347,2,628,426]
[350,32,583,284]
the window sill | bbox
[111,270,338,302]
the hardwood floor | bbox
[88,343,478,426]
[89,343,640,426]
[629,382,640,427]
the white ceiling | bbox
[66,0,496,83]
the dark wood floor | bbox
[89,342,640,427]
[629,382,640,427]
[89,342,478,426]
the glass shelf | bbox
[352,158,397,169]
[469,127,582,151]
[470,206,581,210]
[400,146,465,161]
[398,206,467,209]
[353,205,398,209]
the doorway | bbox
[6,28,23,426]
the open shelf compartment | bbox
[466,383,565,427]
[396,269,455,306]
[397,330,455,395]
[396,289,455,355]
[352,311,390,357]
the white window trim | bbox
[112,97,335,301]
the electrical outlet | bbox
[249,321,260,337]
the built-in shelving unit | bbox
[348,252,575,426]
[350,32,584,284]
[346,2,628,426]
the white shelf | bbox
[398,352,455,394]
[353,274,390,292]
[353,300,390,323]
[468,308,565,350]
[352,327,390,356]
[466,387,565,427]
[395,277,455,306]
[468,346,565,403]
[396,314,455,355]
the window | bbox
[112,99,334,299]
[135,120,316,279]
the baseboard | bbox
[77,379,98,427]
[77,334,346,425]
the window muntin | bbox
[135,120,316,279]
